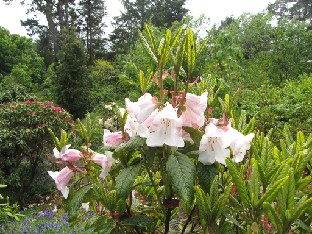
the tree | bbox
[0,27,44,97]
[77,0,107,64]
[56,28,92,118]
[109,0,153,55]
[151,0,188,27]
[268,0,312,25]
[109,0,188,55]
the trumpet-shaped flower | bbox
[92,151,115,179]
[53,144,81,162]
[48,166,74,199]
[103,129,123,147]
[181,92,208,128]
[227,127,255,163]
[124,114,149,138]
[146,104,184,147]
[198,123,231,165]
[125,93,157,123]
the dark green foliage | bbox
[78,0,107,65]
[109,0,188,55]
[56,29,92,118]
[0,100,74,206]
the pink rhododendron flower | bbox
[125,93,157,124]
[53,145,81,162]
[53,106,62,112]
[92,151,115,179]
[181,92,208,128]
[103,129,123,147]
[146,103,184,147]
[48,166,74,199]
[198,123,231,165]
[47,101,53,107]
[25,100,33,104]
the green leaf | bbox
[183,126,204,147]
[122,215,155,229]
[171,26,184,48]
[194,186,209,231]
[212,182,232,220]
[256,176,288,208]
[66,184,93,219]
[113,136,145,163]
[186,28,196,75]
[225,158,249,207]
[248,159,260,206]
[244,117,255,135]
[144,24,157,56]
[289,196,312,224]
[115,164,141,199]
[197,163,219,194]
[166,152,196,212]
[263,202,282,233]
[91,216,115,234]
[196,38,208,57]
[210,176,219,205]
[159,29,171,70]
[138,29,158,64]
[48,128,61,150]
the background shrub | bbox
[0,100,74,206]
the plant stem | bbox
[181,205,196,234]
[142,158,164,213]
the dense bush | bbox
[238,74,312,143]
[0,100,74,206]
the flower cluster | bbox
[104,92,254,166]
[48,144,115,198]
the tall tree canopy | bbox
[5,0,108,67]
[268,0,312,25]
[109,0,188,55]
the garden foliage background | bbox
[0,0,311,232]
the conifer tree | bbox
[56,28,92,118]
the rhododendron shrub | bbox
[0,100,74,205]
[48,26,312,233]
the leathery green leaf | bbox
[116,164,141,199]
[226,158,250,207]
[256,176,288,208]
[166,152,196,212]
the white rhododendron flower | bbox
[227,127,255,163]
[48,166,74,199]
[146,103,184,147]
[125,93,157,124]
[53,144,81,162]
[124,114,149,138]
[92,151,116,179]
[199,123,231,165]
[181,92,208,128]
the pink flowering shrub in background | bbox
[0,100,74,206]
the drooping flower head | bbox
[53,144,81,162]
[146,103,184,147]
[48,166,74,199]
[103,129,124,147]
[92,151,116,179]
[226,127,255,163]
[198,123,231,165]
[181,92,208,128]
[125,93,157,124]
